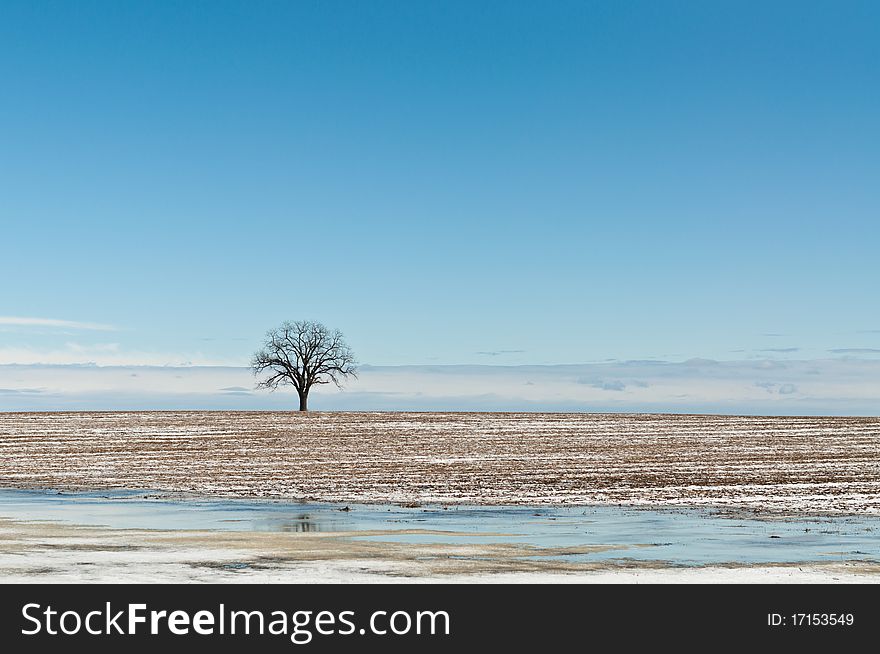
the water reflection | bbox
[276,514,320,533]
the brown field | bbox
[1,411,879,513]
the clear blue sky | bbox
[2,0,878,368]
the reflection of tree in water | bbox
[277,514,320,533]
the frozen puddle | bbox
[0,488,878,567]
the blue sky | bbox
[1,1,878,412]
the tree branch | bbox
[251,321,358,408]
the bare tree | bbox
[251,321,357,411]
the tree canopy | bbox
[252,320,357,411]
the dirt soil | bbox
[1,411,878,513]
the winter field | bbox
[1,411,879,513]
[2,411,879,583]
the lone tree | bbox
[251,320,357,411]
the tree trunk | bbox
[298,391,308,412]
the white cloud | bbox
[1,358,879,415]
[0,316,117,331]
[0,343,231,367]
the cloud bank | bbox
[0,358,877,416]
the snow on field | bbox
[1,517,878,584]
[1,411,879,514]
